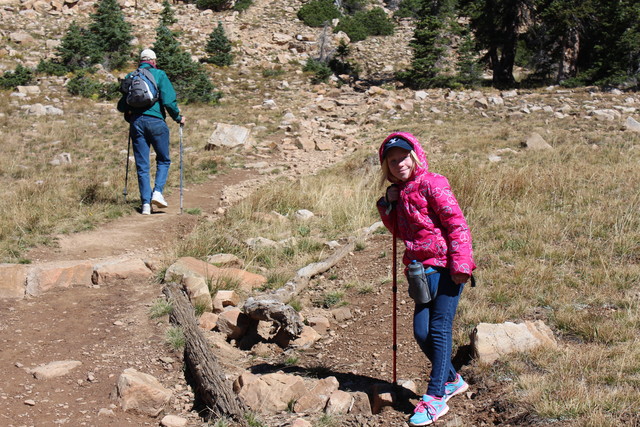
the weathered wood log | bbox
[242,297,304,340]
[163,282,248,425]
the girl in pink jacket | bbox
[377,132,476,426]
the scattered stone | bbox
[26,261,93,296]
[24,399,36,406]
[205,123,254,150]
[212,290,241,313]
[183,276,213,313]
[206,253,243,268]
[161,414,188,427]
[349,391,372,415]
[470,320,557,364]
[49,152,72,166]
[113,368,172,417]
[371,382,395,414]
[91,258,152,285]
[29,360,82,379]
[0,264,27,299]
[216,307,250,340]
[625,116,640,133]
[325,389,353,415]
[521,132,553,150]
[294,376,339,413]
[331,306,352,322]
[295,209,314,220]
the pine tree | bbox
[55,21,96,70]
[88,0,133,70]
[204,22,233,66]
[153,25,221,103]
[400,0,456,88]
[160,0,178,26]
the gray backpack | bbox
[120,67,159,109]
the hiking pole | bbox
[179,124,184,215]
[123,134,131,202]
[392,217,398,385]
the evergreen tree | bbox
[456,29,481,87]
[461,0,534,88]
[153,25,221,103]
[88,0,133,70]
[160,0,178,26]
[400,0,456,88]
[204,22,233,66]
[54,21,96,70]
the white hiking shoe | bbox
[151,191,168,208]
[141,203,151,215]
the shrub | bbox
[233,0,252,12]
[196,0,232,12]
[395,0,421,19]
[204,22,233,66]
[297,0,341,27]
[334,15,368,42]
[359,8,394,36]
[303,58,332,83]
[56,21,97,71]
[341,0,366,14]
[67,72,102,98]
[36,60,68,77]
[0,64,34,90]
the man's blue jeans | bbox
[412,267,464,397]
[130,115,171,205]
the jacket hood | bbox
[378,132,429,182]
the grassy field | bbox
[2,79,639,424]
[174,93,639,424]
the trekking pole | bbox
[179,124,184,215]
[392,218,398,385]
[123,134,131,202]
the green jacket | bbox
[117,62,182,123]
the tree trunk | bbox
[558,28,580,83]
[163,282,248,425]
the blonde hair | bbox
[379,150,422,186]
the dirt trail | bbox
[26,168,252,263]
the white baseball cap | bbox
[140,49,157,61]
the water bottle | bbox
[407,260,433,304]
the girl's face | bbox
[386,147,414,182]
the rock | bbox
[349,391,372,415]
[198,312,218,330]
[331,306,352,322]
[291,419,312,427]
[0,264,27,299]
[10,31,34,44]
[206,253,243,268]
[183,276,213,312]
[625,116,640,132]
[521,132,552,150]
[294,376,339,413]
[325,390,352,415]
[307,316,330,334]
[272,32,290,44]
[16,85,40,94]
[91,258,152,284]
[371,382,395,414]
[285,325,321,348]
[49,152,72,166]
[470,320,557,364]
[294,209,314,220]
[212,290,241,313]
[29,360,82,379]
[160,415,188,427]
[216,307,250,340]
[205,123,254,150]
[165,257,266,293]
[113,368,172,417]
[233,371,306,413]
[26,260,93,296]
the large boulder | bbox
[470,321,557,364]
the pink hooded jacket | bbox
[377,132,476,276]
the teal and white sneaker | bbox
[408,394,449,426]
[444,374,469,401]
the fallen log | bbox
[163,282,248,425]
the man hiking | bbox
[118,48,186,215]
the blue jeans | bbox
[130,115,171,205]
[412,267,464,397]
